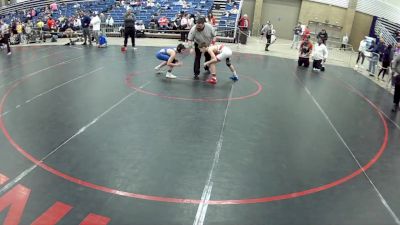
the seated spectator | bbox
[396,30,400,43]
[50,2,58,12]
[227,0,233,6]
[36,19,44,30]
[147,0,155,7]
[73,17,81,30]
[158,16,169,30]
[47,17,56,31]
[207,13,216,26]
[149,15,158,30]
[230,5,239,14]
[31,8,36,17]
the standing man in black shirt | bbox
[81,12,92,46]
[123,8,137,51]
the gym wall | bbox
[349,12,373,49]
[242,0,302,39]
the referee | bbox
[188,17,216,80]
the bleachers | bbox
[0,0,243,42]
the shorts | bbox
[156,52,177,63]
[216,46,232,61]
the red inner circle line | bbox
[0,70,388,205]
[125,71,263,102]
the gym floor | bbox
[0,45,400,225]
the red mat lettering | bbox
[79,213,111,225]
[31,201,72,225]
[0,184,31,225]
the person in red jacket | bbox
[237,14,250,44]
[238,14,250,31]
[47,17,56,31]
[302,25,310,40]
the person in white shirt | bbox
[106,15,114,26]
[340,34,348,50]
[355,37,367,68]
[90,13,101,44]
[312,38,328,72]
[180,13,189,41]
[73,17,81,30]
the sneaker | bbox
[369,73,375,77]
[82,43,87,46]
[166,72,177,79]
[229,75,239,82]
[207,76,217,84]
[392,104,398,112]
[154,65,161,71]
[7,52,11,56]
[193,75,200,80]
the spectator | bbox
[340,33,349,50]
[123,8,136,50]
[16,21,24,43]
[355,36,367,69]
[302,25,310,40]
[238,14,250,44]
[317,29,328,44]
[63,20,74,45]
[149,15,158,30]
[207,13,216,26]
[394,42,400,58]
[261,21,273,51]
[230,5,239,14]
[238,14,250,31]
[391,54,400,112]
[36,19,45,42]
[395,30,400,43]
[91,13,101,45]
[73,17,81,30]
[188,17,216,80]
[31,8,36,17]
[0,20,11,55]
[291,22,302,49]
[81,12,92,45]
[47,17,56,31]
[189,14,196,25]
[180,13,189,41]
[50,2,58,12]
[158,16,169,30]
[99,13,106,23]
[368,38,385,77]
[377,44,393,80]
[106,15,114,26]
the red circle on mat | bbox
[0,69,388,205]
[125,71,263,102]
